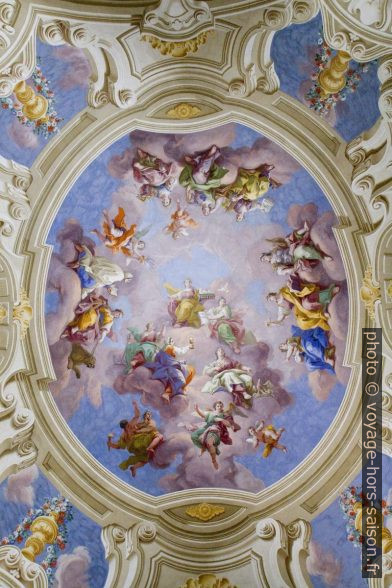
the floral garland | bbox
[305,34,369,116]
[0,496,73,585]
[0,62,62,138]
[339,485,392,547]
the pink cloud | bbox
[54,546,91,588]
[4,465,39,507]
[53,46,91,90]
[7,119,39,149]
[307,540,342,585]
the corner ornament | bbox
[166,103,202,119]
[180,574,236,588]
[360,265,381,320]
[142,31,210,57]
[185,503,225,522]
[12,288,33,339]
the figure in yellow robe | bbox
[165,279,214,328]
[266,282,340,331]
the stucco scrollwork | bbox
[321,0,392,60]
[254,518,312,588]
[0,545,47,587]
[141,0,213,39]
[38,18,139,109]
[0,0,19,51]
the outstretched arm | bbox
[194,404,206,419]
[132,400,140,419]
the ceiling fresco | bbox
[0,1,390,587]
[45,124,348,494]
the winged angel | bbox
[92,207,152,265]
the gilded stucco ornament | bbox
[180,574,236,588]
[12,288,32,339]
[0,305,6,322]
[360,266,380,320]
[166,102,202,118]
[142,31,210,57]
[185,503,225,521]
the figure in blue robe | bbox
[285,326,335,373]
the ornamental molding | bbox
[166,102,202,118]
[0,545,47,587]
[360,265,381,321]
[141,31,210,57]
[0,1,390,583]
[320,0,392,61]
[0,0,321,111]
[185,503,225,521]
[141,0,214,41]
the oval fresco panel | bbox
[45,123,349,495]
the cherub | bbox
[189,401,242,470]
[92,208,151,265]
[246,421,287,458]
[164,200,198,239]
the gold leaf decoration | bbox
[12,288,33,339]
[185,503,225,522]
[166,103,202,119]
[360,265,381,320]
[387,280,392,298]
[142,32,210,58]
[0,305,6,322]
[180,573,237,588]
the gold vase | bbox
[21,513,59,562]
[318,50,351,98]
[13,80,48,121]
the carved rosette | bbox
[185,503,225,522]
[166,102,202,118]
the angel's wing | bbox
[255,420,265,432]
[246,437,258,448]
[135,224,152,240]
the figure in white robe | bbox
[68,244,133,299]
